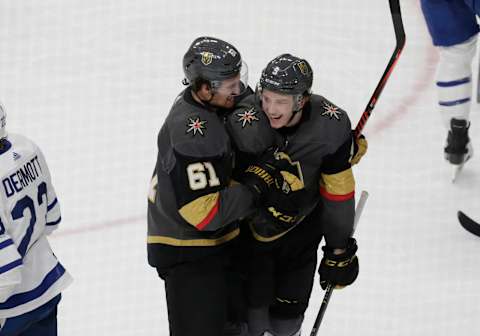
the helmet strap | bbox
[287,108,301,125]
[286,94,306,125]
[291,94,303,114]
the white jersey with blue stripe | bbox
[0,133,72,318]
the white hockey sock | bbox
[436,34,477,129]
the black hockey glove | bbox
[238,148,289,202]
[319,238,359,290]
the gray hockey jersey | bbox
[226,94,355,248]
[147,89,255,253]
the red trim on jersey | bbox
[196,200,220,230]
[320,187,355,202]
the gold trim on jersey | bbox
[249,222,297,242]
[178,192,219,228]
[320,168,355,195]
[147,228,239,246]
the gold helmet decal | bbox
[201,52,213,66]
[297,61,309,75]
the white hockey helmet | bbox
[0,103,6,140]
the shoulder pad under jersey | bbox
[225,95,278,155]
[166,94,231,158]
[307,95,352,152]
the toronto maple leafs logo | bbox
[321,102,342,121]
[186,117,207,136]
[236,107,259,127]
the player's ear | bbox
[197,82,213,101]
[297,95,309,110]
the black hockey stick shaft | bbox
[309,284,334,336]
[354,0,406,138]
[309,191,368,336]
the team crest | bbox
[321,102,342,121]
[236,107,259,127]
[297,61,309,75]
[186,117,207,136]
[273,152,305,194]
[201,52,213,65]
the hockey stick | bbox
[458,211,480,237]
[309,2,404,333]
[309,190,369,336]
[309,1,405,334]
[353,0,406,139]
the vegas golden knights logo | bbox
[297,61,309,75]
[201,52,213,65]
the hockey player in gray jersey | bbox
[147,37,296,336]
[226,54,366,336]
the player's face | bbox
[210,74,242,109]
[261,89,295,129]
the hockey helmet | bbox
[258,53,313,96]
[183,36,248,93]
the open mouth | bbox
[268,115,282,120]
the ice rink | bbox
[1,0,480,335]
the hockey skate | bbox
[444,118,473,182]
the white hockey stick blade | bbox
[458,211,480,237]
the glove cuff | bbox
[322,238,358,256]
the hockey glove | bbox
[238,148,290,201]
[350,133,368,165]
[319,238,359,290]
